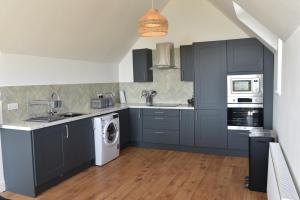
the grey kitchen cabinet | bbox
[1,118,95,197]
[63,118,94,173]
[227,38,264,74]
[195,109,227,149]
[142,109,180,145]
[143,129,179,145]
[117,109,130,149]
[129,108,142,143]
[180,45,194,81]
[193,41,227,110]
[33,125,65,186]
[263,47,274,129]
[228,130,249,151]
[132,48,153,82]
[179,110,194,146]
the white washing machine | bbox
[93,113,120,166]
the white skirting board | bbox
[268,143,299,200]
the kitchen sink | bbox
[26,115,66,122]
[26,113,87,122]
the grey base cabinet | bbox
[195,110,227,149]
[129,108,142,143]
[1,118,94,197]
[33,125,65,187]
[179,110,194,146]
[118,109,130,149]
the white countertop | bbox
[1,103,194,131]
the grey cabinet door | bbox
[63,118,94,172]
[228,130,249,151]
[129,108,142,143]
[33,125,65,186]
[195,109,227,148]
[194,41,227,110]
[180,110,195,146]
[118,109,130,149]
[180,45,194,81]
[227,38,264,74]
[263,47,274,129]
[133,49,153,82]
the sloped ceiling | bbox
[209,0,300,40]
[0,0,169,63]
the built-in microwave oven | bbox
[227,74,263,104]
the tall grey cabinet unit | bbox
[180,45,194,81]
[263,47,274,129]
[132,48,153,82]
[193,41,227,149]
[129,108,143,144]
[227,38,264,74]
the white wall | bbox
[0,54,119,87]
[119,0,249,82]
[273,26,300,191]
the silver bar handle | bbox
[155,117,164,120]
[155,111,164,114]
[179,110,182,120]
[144,72,146,81]
[155,131,165,134]
[65,125,69,139]
[138,109,141,119]
[195,113,198,121]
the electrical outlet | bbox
[7,103,18,111]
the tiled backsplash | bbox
[0,83,119,123]
[120,69,193,104]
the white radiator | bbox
[268,143,299,200]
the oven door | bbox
[227,104,263,130]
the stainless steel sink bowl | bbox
[58,112,86,118]
[26,115,66,122]
[26,113,87,123]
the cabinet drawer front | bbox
[228,130,249,150]
[143,116,179,130]
[143,129,179,145]
[143,109,179,117]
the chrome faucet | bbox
[49,92,62,115]
[141,90,157,106]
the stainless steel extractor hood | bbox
[153,42,175,69]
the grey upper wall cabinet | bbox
[132,48,153,82]
[263,47,274,129]
[193,41,227,110]
[227,38,264,74]
[179,110,195,146]
[195,109,227,149]
[129,108,142,143]
[180,45,194,81]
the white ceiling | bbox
[1,0,299,63]
[0,0,169,63]
[208,0,300,40]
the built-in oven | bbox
[227,74,263,104]
[227,104,263,130]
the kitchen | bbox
[0,0,300,199]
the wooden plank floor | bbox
[2,147,267,200]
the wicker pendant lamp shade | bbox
[138,1,168,37]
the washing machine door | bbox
[103,119,119,146]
